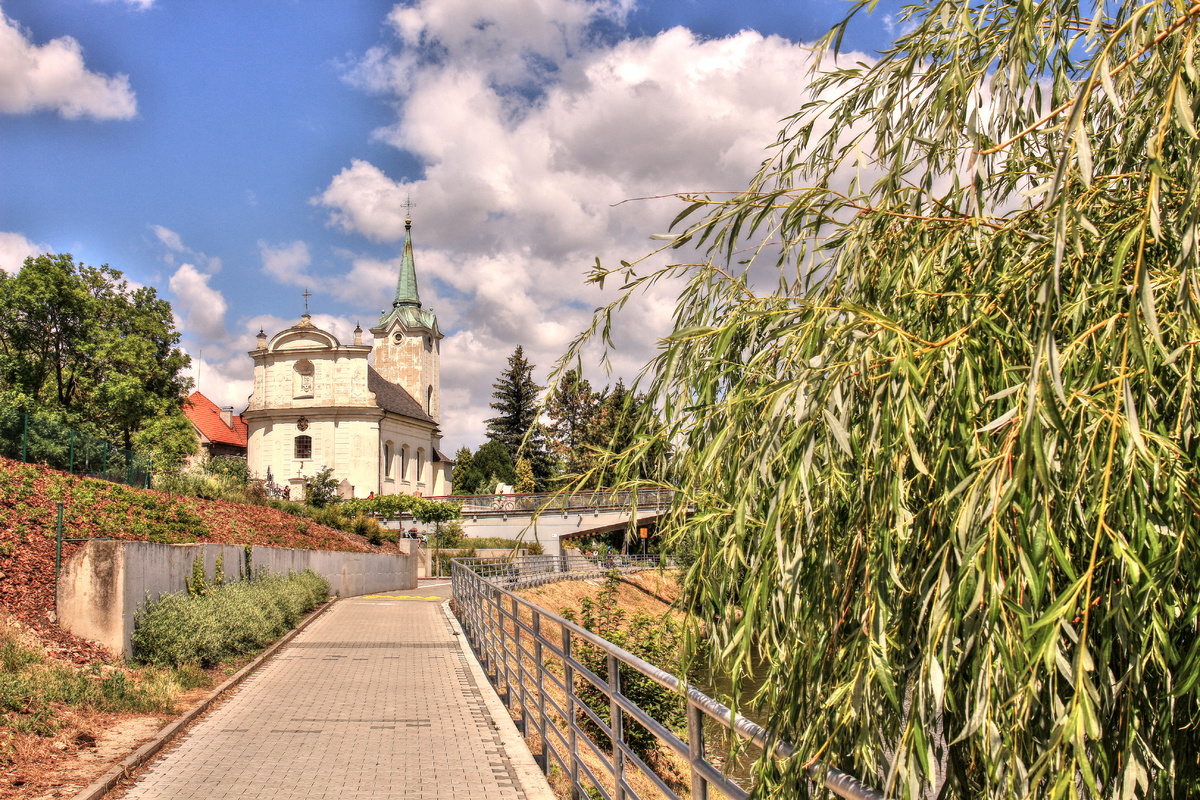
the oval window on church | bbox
[393,332,404,345]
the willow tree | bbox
[560,0,1200,797]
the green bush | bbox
[204,455,249,483]
[562,571,687,763]
[462,536,543,555]
[132,570,330,667]
[306,505,347,530]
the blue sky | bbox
[1,0,902,450]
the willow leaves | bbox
[558,0,1200,797]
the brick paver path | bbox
[121,587,554,800]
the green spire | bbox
[373,215,438,333]
[393,218,421,308]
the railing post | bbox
[562,627,580,798]
[688,700,708,800]
[608,652,626,800]
[513,595,527,735]
[533,611,549,771]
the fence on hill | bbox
[0,408,152,489]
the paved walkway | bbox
[120,583,554,800]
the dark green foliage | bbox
[545,369,601,477]
[485,346,554,489]
[132,570,330,667]
[562,571,686,764]
[459,440,516,494]
[0,254,191,450]
[304,466,340,508]
[204,455,249,483]
[486,345,542,453]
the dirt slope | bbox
[0,456,379,663]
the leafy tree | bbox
[132,409,198,474]
[562,1,1200,797]
[0,254,191,448]
[304,466,340,508]
[470,439,517,493]
[545,368,601,477]
[513,457,536,493]
[204,454,249,483]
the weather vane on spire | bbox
[302,288,312,314]
[402,193,416,223]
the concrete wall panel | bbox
[58,541,416,658]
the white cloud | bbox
[169,263,228,342]
[152,224,184,252]
[0,231,51,273]
[92,0,156,9]
[258,239,317,287]
[0,8,137,119]
[311,1,861,448]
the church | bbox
[242,216,452,500]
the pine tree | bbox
[485,346,542,453]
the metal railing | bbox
[0,408,152,488]
[452,555,883,800]
[434,488,676,515]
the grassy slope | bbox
[0,455,379,663]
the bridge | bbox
[426,488,676,555]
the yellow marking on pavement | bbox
[360,594,443,600]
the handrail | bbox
[431,488,676,514]
[451,555,883,800]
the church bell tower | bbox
[370,215,442,422]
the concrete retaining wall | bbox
[57,540,417,658]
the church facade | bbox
[242,218,452,499]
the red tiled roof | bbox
[183,391,248,448]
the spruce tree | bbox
[485,346,542,453]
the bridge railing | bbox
[433,487,676,515]
[451,555,883,800]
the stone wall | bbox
[57,541,417,658]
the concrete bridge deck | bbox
[119,582,554,800]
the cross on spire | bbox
[302,288,312,314]
[402,194,416,229]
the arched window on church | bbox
[426,385,433,413]
[294,435,312,460]
[416,448,425,486]
[293,360,315,399]
[383,441,393,477]
[401,445,410,482]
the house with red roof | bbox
[183,391,248,460]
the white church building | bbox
[242,217,452,499]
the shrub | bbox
[562,571,687,764]
[304,466,340,508]
[204,455,249,483]
[461,536,544,555]
[132,570,330,667]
